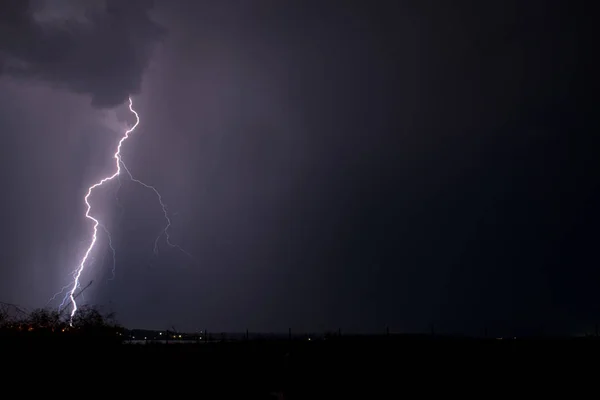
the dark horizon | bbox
[0,1,595,335]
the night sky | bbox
[0,0,595,336]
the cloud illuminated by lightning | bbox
[60,97,189,324]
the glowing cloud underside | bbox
[59,97,189,324]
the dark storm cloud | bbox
[0,0,164,108]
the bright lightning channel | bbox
[49,256,97,311]
[63,97,188,324]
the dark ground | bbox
[3,335,597,398]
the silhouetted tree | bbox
[0,302,122,343]
[69,305,123,340]
[28,308,61,331]
[0,310,7,333]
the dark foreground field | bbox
[3,335,597,398]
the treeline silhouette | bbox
[0,304,123,344]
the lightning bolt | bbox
[119,162,191,257]
[60,97,189,324]
[48,283,71,307]
[100,224,117,281]
[49,257,97,311]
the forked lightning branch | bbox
[51,98,189,324]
